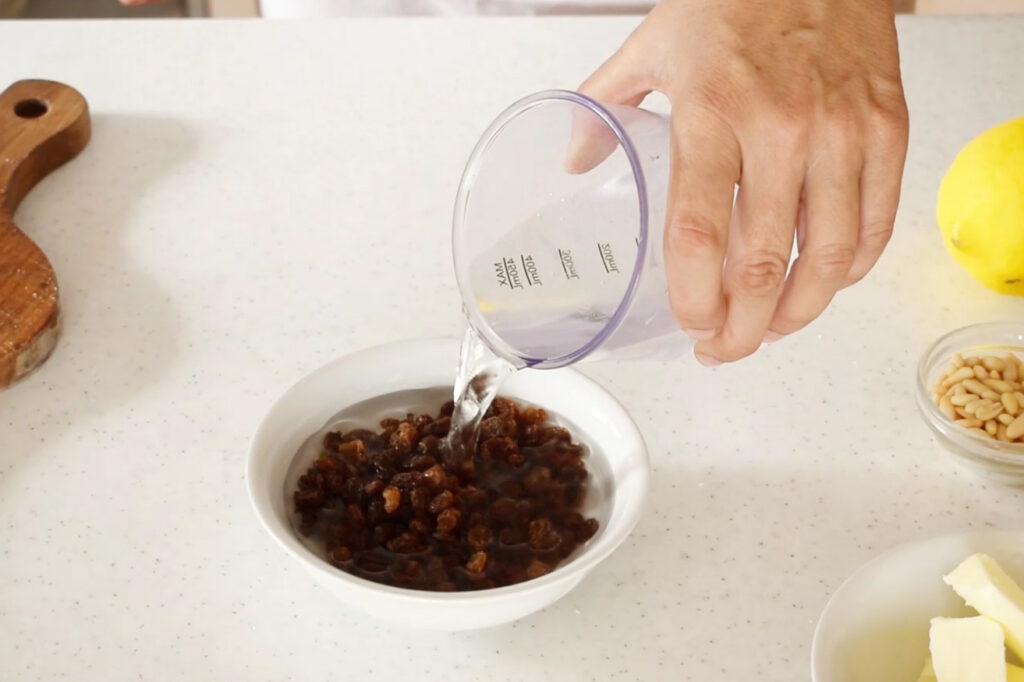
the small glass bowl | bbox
[916,321,1024,485]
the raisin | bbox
[435,508,461,536]
[480,437,518,462]
[439,401,455,417]
[325,471,346,495]
[410,486,431,511]
[467,526,493,551]
[489,397,518,419]
[519,407,547,426]
[520,424,544,446]
[390,471,421,489]
[479,415,517,440]
[387,532,424,554]
[465,551,487,574]
[576,518,599,542]
[423,416,451,438]
[382,486,401,514]
[498,527,524,546]
[489,497,517,524]
[293,488,323,511]
[336,438,367,464]
[409,518,432,536]
[329,546,352,564]
[459,486,488,511]
[389,422,419,454]
[525,559,551,579]
[428,490,455,514]
[314,453,340,472]
[421,464,446,488]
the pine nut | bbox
[1016,391,1024,405]
[974,365,989,380]
[983,356,1006,372]
[956,418,984,428]
[940,395,957,420]
[999,413,1015,426]
[985,378,1014,393]
[962,379,999,399]
[943,367,976,387]
[1003,392,1020,416]
[986,420,999,435]
[952,353,965,369]
[951,394,976,406]
[978,403,1005,421]
[955,407,970,418]
[964,399,984,415]
[954,384,967,396]
[998,424,1011,441]
[1005,356,1019,381]
[969,427,990,437]
[964,356,980,366]
[1007,414,1024,441]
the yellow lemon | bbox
[936,115,1024,296]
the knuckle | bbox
[868,89,910,148]
[665,211,723,257]
[733,251,789,297]
[669,296,720,330]
[692,80,745,121]
[763,98,813,146]
[861,216,895,246]
[845,218,894,284]
[822,108,861,145]
[805,243,856,280]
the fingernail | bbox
[694,352,721,367]
[763,331,783,343]
[684,328,716,341]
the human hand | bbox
[579,0,909,365]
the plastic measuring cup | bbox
[452,89,691,369]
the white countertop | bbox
[1,16,1024,681]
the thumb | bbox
[566,48,653,174]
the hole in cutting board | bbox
[14,99,48,119]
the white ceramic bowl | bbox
[246,337,649,631]
[812,530,1024,682]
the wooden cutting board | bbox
[0,80,90,389]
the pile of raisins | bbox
[292,397,599,591]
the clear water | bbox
[445,325,517,458]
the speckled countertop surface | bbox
[1,16,1024,682]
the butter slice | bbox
[1009,664,1024,682]
[930,617,1006,682]
[945,554,1024,660]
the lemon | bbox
[936,115,1024,296]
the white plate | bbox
[812,530,1024,682]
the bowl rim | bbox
[245,336,651,603]
[916,321,1024,464]
[810,528,1024,682]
